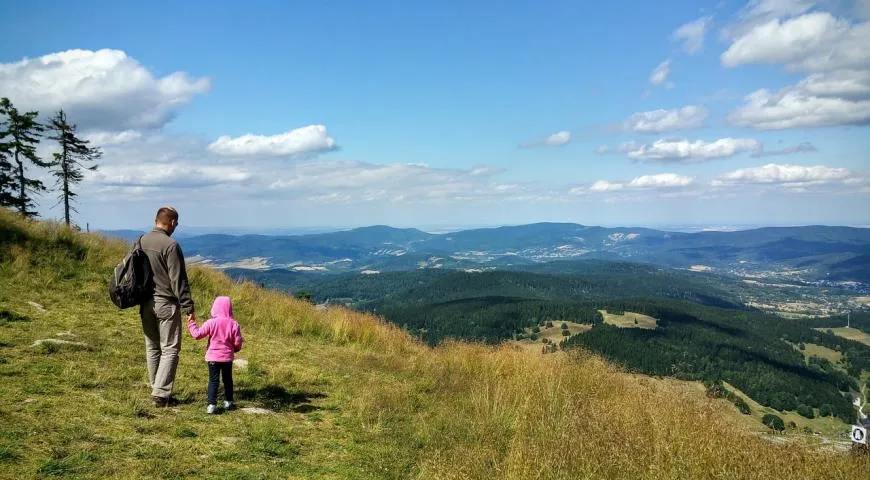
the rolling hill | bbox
[3,211,869,478]
[100,222,870,283]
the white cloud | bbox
[84,130,142,146]
[721,12,870,72]
[208,125,337,157]
[0,49,210,130]
[88,163,251,188]
[728,86,870,129]
[798,69,870,100]
[590,180,623,192]
[721,0,817,40]
[649,60,671,86]
[584,173,694,194]
[620,138,761,163]
[672,16,712,54]
[628,173,694,188]
[624,105,707,133]
[751,141,817,157]
[519,130,571,148]
[712,163,853,187]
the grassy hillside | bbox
[1,210,869,479]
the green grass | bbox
[801,343,844,363]
[2,210,870,479]
[598,309,658,329]
[819,327,870,347]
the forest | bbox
[228,266,870,425]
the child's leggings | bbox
[207,361,234,404]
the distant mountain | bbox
[180,223,870,283]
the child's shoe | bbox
[206,404,216,414]
[224,401,234,410]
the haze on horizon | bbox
[1,0,868,231]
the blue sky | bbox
[1,0,868,231]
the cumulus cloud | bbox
[672,16,712,54]
[583,173,694,194]
[712,163,853,187]
[624,106,707,133]
[721,0,817,40]
[268,159,542,204]
[0,49,210,130]
[628,173,694,188]
[84,130,142,146]
[617,138,761,163]
[519,130,571,148]
[722,8,870,130]
[728,85,870,129]
[750,141,817,157]
[721,12,870,72]
[208,125,337,157]
[648,60,672,86]
[798,69,870,100]
[88,163,251,188]
[590,180,623,192]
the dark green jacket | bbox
[140,227,195,315]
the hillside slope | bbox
[1,210,868,479]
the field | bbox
[799,343,844,363]
[512,321,591,352]
[818,327,870,347]
[598,310,658,329]
[722,383,852,442]
[2,211,869,478]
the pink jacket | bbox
[188,296,244,362]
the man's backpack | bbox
[109,235,153,309]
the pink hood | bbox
[188,296,244,362]
[211,296,234,321]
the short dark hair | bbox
[155,206,179,224]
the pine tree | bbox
[0,105,14,209]
[0,97,48,217]
[48,110,102,227]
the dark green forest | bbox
[227,265,870,424]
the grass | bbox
[818,327,870,347]
[722,383,851,440]
[1,209,870,479]
[796,343,845,363]
[598,309,658,329]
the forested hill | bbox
[102,222,870,283]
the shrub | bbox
[819,404,833,417]
[796,404,815,419]
[732,397,751,415]
[762,414,785,432]
[545,321,553,328]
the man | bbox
[139,206,196,407]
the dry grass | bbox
[1,210,869,479]
[599,309,658,329]
[800,343,844,363]
[818,327,870,347]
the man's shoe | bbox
[224,401,234,410]
[152,396,179,407]
[206,404,216,414]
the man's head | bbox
[155,206,179,236]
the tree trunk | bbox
[62,144,70,227]
[15,149,24,216]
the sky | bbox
[0,0,869,232]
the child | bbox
[188,296,244,414]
